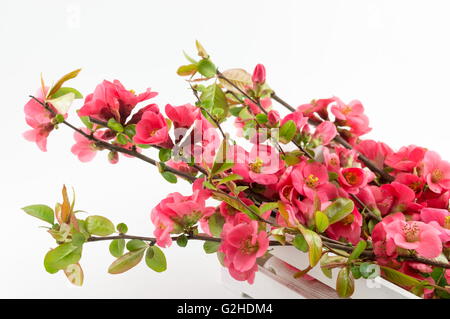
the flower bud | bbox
[252,64,266,84]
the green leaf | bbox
[336,267,355,298]
[351,265,362,279]
[71,232,86,246]
[124,124,136,138]
[177,64,197,76]
[44,243,82,274]
[292,234,309,253]
[116,133,128,145]
[200,84,229,122]
[323,198,355,224]
[64,263,84,286]
[161,171,178,184]
[108,248,145,274]
[176,235,188,247]
[381,266,422,287]
[183,51,198,64]
[320,254,347,279]
[47,68,81,98]
[208,212,225,237]
[218,68,252,94]
[126,239,147,251]
[203,180,217,190]
[22,204,54,225]
[145,246,167,272]
[360,262,380,279]
[197,59,216,77]
[51,87,83,99]
[348,240,367,261]
[109,239,125,257]
[79,116,93,130]
[203,241,220,254]
[230,106,245,117]
[255,113,268,124]
[107,118,123,133]
[218,174,243,185]
[85,215,115,236]
[159,148,172,162]
[259,202,279,214]
[314,211,329,233]
[116,223,128,234]
[279,120,297,144]
[298,224,323,267]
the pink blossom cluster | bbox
[23,62,450,297]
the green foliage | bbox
[314,211,329,233]
[159,148,172,162]
[107,118,123,133]
[292,234,308,253]
[176,235,188,247]
[116,223,128,234]
[161,171,178,184]
[126,239,147,251]
[51,87,83,99]
[203,241,220,254]
[279,120,297,144]
[197,59,216,77]
[208,212,225,237]
[359,262,380,279]
[218,174,243,185]
[298,224,322,267]
[323,198,355,224]
[348,240,367,261]
[177,64,197,76]
[108,248,145,274]
[200,84,228,123]
[145,246,167,272]
[22,204,54,225]
[85,215,115,236]
[336,267,355,298]
[44,243,82,274]
[47,69,81,98]
[109,239,125,258]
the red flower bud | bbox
[252,64,266,84]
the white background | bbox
[2,0,450,298]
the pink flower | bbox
[331,98,371,136]
[165,103,199,129]
[267,110,280,125]
[23,87,59,152]
[232,144,282,185]
[385,145,426,172]
[78,80,157,124]
[166,159,198,176]
[322,148,340,173]
[338,167,372,194]
[71,128,102,162]
[219,220,269,282]
[291,161,336,201]
[219,198,254,223]
[422,150,450,193]
[297,98,334,119]
[378,182,416,216]
[281,111,308,132]
[384,215,442,259]
[420,207,450,243]
[133,107,173,148]
[395,173,425,194]
[151,179,212,247]
[244,97,272,115]
[326,206,362,245]
[312,121,337,145]
[355,139,393,170]
[252,64,266,84]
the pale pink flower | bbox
[422,150,450,193]
[385,145,426,172]
[312,121,337,145]
[165,103,199,129]
[420,207,450,243]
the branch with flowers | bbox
[22,41,450,298]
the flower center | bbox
[240,238,259,255]
[409,181,422,192]
[403,223,420,242]
[249,157,264,173]
[341,213,354,225]
[444,216,450,229]
[343,171,358,185]
[305,174,319,188]
[148,128,158,137]
[329,157,338,167]
[342,105,353,115]
[432,169,443,183]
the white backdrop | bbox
[2,0,450,298]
